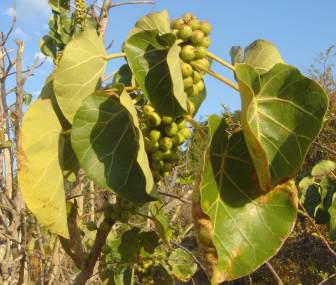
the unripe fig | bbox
[192,70,202,83]
[171,18,184,29]
[175,117,186,129]
[151,159,164,170]
[148,129,161,142]
[182,13,193,23]
[143,104,154,114]
[161,116,174,125]
[146,112,161,127]
[200,36,211,48]
[162,162,174,172]
[161,149,177,161]
[164,122,178,136]
[189,19,200,30]
[152,150,163,161]
[159,137,173,151]
[199,21,212,34]
[196,80,205,92]
[180,127,192,139]
[185,85,199,97]
[145,138,159,153]
[180,62,193,77]
[172,133,185,146]
[161,171,170,177]
[178,24,192,40]
[187,100,196,115]
[191,30,205,45]
[195,46,208,59]
[180,45,195,62]
[183,76,193,89]
[191,58,210,70]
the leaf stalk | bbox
[207,51,235,72]
[104,52,126,61]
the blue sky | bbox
[1,0,335,118]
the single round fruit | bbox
[191,58,210,70]
[191,30,205,45]
[182,13,193,23]
[164,122,178,136]
[200,36,211,48]
[178,24,192,40]
[148,129,161,142]
[189,19,200,30]
[179,127,192,139]
[187,100,196,115]
[192,71,202,83]
[159,137,173,151]
[199,21,212,34]
[171,18,184,29]
[172,133,185,146]
[196,80,205,92]
[161,149,177,161]
[175,117,186,129]
[146,112,161,127]
[152,150,163,161]
[151,159,164,171]
[181,62,193,77]
[185,85,199,97]
[161,116,174,125]
[161,171,170,177]
[145,138,159,153]
[183,76,193,89]
[180,45,195,61]
[195,46,208,59]
[143,104,154,114]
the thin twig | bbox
[110,0,155,8]
[299,203,336,256]
[313,141,336,156]
[265,261,283,285]
[157,190,192,204]
[318,273,336,285]
[171,241,207,273]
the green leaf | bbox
[189,81,207,116]
[139,231,159,254]
[18,99,69,238]
[236,63,328,191]
[125,30,187,116]
[329,193,336,240]
[168,248,197,281]
[112,64,133,87]
[197,115,297,282]
[71,90,156,203]
[127,10,171,38]
[298,176,314,191]
[152,264,175,285]
[148,201,172,243]
[118,228,141,263]
[54,29,107,123]
[311,160,336,176]
[40,35,57,59]
[300,184,321,217]
[243,39,284,74]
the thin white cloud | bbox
[4,7,16,17]
[18,0,50,17]
[13,28,30,40]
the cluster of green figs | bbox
[142,105,191,181]
[171,13,212,115]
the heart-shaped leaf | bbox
[243,39,284,74]
[71,90,156,203]
[127,10,171,39]
[53,29,106,123]
[125,30,187,116]
[197,115,297,282]
[236,63,328,191]
[18,99,69,238]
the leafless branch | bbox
[157,190,192,204]
[110,0,155,8]
[265,261,283,285]
[318,273,336,285]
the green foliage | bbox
[196,115,298,282]
[299,160,336,239]
[18,99,68,238]
[236,63,328,191]
[71,91,156,203]
[53,28,106,123]
[168,248,197,281]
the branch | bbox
[98,0,112,38]
[190,62,239,91]
[15,40,24,142]
[2,0,17,46]
[110,0,155,8]
[318,273,336,285]
[207,51,235,72]
[72,218,115,285]
[157,190,192,205]
[313,141,336,156]
[265,261,283,285]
